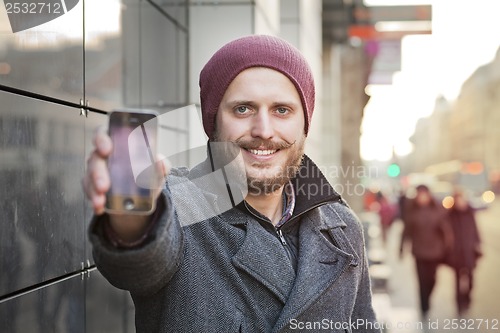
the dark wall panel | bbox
[0,92,85,296]
[0,275,84,333]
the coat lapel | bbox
[231,219,296,304]
[273,206,360,332]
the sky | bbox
[360,0,500,161]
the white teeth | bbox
[248,149,277,156]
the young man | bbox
[84,35,380,332]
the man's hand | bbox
[83,126,113,215]
[82,126,170,242]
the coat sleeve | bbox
[88,189,184,297]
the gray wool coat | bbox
[89,155,380,333]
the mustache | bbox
[232,138,296,150]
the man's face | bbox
[214,67,306,195]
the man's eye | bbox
[276,107,289,115]
[235,106,248,114]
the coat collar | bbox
[290,154,341,220]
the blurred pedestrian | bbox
[375,191,396,244]
[400,184,453,317]
[397,189,408,224]
[448,190,482,317]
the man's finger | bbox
[93,125,112,157]
[82,174,107,215]
[87,151,110,193]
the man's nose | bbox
[250,110,274,139]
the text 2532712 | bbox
[5,2,62,14]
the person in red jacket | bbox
[374,191,396,245]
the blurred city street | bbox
[370,198,500,333]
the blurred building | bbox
[452,48,500,191]
[409,95,452,173]
[407,47,500,192]
[322,0,432,210]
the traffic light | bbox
[387,163,401,177]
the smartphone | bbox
[105,109,159,215]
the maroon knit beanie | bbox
[199,35,315,139]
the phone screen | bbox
[106,111,158,214]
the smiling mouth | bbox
[245,148,278,156]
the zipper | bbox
[276,228,287,245]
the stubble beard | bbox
[211,132,306,195]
